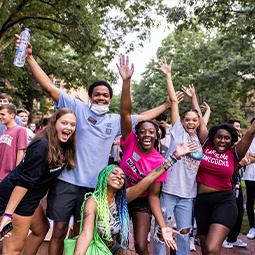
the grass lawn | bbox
[240,180,255,235]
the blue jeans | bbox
[153,192,193,255]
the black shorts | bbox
[195,190,238,235]
[46,179,94,221]
[128,196,152,215]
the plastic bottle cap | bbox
[25,28,29,31]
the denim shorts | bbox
[128,195,152,215]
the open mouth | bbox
[143,139,151,146]
[112,179,121,185]
[62,131,71,140]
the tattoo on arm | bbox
[155,165,163,172]
[84,210,91,220]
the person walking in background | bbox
[244,117,255,240]
[0,93,22,135]
[17,108,29,127]
[17,108,35,144]
[155,112,172,158]
[28,122,36,133]
[0,104,27,181]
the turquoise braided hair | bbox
[90,164,130,247]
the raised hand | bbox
[15,34,32,58]
[116,55,134,81]
[181,84,196,98]
[174,142,199,159]
[155,57,173,76]
[200,101,210,113]
[164,91,184,109]
[161,226,179,250]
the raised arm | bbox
[126,142,198,203]
[201,101,211,126]
[15,35,60,103]
[74,198,97,255]
[117,55,134,141]
[236,121,255,159]
[155,58,179,126]
[182,84,208,144]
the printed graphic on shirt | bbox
[183,136,202,170]
[105,123,113,136]
[0,134,13,146]
[202,147,230,167]
[125,158,147,185]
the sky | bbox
[111,0,179,95]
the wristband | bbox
[2,213,13,219]
[164,154,178,171]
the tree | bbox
[0,0,166,118]
[132,28,255,125]
[164,0,255,39]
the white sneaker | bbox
[230,239,247,247]
[247,227,255,239]
[222,240,233,249]
[147,232,151,243]
[190,237,196,251]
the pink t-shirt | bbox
[0,125,27,179]
[120,130,167,197]
[196,138,240,190]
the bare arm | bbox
[0,186,28,232]
[201,101,211,126]
[74,199,97,255]
[155,58,179,126]
[181,85,208,144]
[15,35,60,103]
[117,55,134,141]
[148,183,178,250]
[247,153,255,163]
[16,149,25,166]
[237,123,255,159]
[126,142,198,203]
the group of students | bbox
[0,36,255,255]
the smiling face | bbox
[213,129,232,153]
[107,167,125,190]
[137,122,157,154]
[18,112,29,126]
[90,85,110,105]
[182,111,200,136]
[0,108,15,125]
[55,113,76,143]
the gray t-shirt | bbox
[163,117,202,198]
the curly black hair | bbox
[135,120,160,139]
[88,80,113,99]
[208,123,238,147]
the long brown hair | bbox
[30,108,76,169]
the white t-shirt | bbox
[163,117,202,198]
[244,138,255,181]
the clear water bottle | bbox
[14,28,30,67]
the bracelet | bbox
[2,213,13,219]
[163,161,168,171]
[164,155,178,171]
[172,152,180,160]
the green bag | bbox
[64,200,112,255]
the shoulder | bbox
[28,138,49,152]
